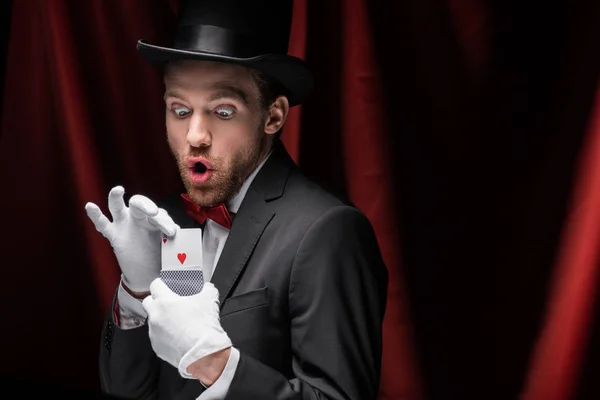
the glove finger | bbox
[200,282,220,302]
[149,208,179,237]
[129,195,159,221]
[85,202,115,242]
[142,296,155,315]
[213,296,221,319]
[150,277,174,299]
[107,186,127,223]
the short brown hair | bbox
[249,69,287,110]
[249,68,288,137]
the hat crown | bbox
[136,0,312,106]
[173,0,293,57]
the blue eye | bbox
[172,106,191,118]
[214,107,235,119]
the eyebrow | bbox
[163,84,250,106]
[163,90,189,103]
[208,84,249,105]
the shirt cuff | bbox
[116,278,148,329]
[196,347,240,400]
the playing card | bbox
[161,228,203,271]
[160,269,204,296]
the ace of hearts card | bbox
[161,228,203,271]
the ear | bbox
[263,95,289,135]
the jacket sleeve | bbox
[224,205,389,399]
[99,289,160,399]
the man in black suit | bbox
[85,0,388,399]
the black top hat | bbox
[137,0,313,107]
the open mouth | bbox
[187,158,213,184]
[193,161,208,174]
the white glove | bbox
[85,186,179,292]
[142,279,232,379]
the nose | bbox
[186,113,211,148]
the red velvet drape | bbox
[2,1,600,399]
[521,82,600,400]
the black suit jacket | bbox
[99,140,389,399]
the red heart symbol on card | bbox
[163,237,167,243]
[177,253,187,264]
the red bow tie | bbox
[181,194,233,229]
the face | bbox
[164,60,288,207]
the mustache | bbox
[177,149,224,168]
[184,148,210,159]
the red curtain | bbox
[520,83,600,400]
[1,1,600,399]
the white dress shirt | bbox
[116,151,272,399]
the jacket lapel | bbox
[210,140,295,306]
[210,187,275,306]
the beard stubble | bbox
[170,129,268,207]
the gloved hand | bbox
[85,186,180,292]
[142,279,232,379]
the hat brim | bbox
[137,40,313,107]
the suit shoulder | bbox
[283,169,357,215]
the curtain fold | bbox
[521,80,600,400]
